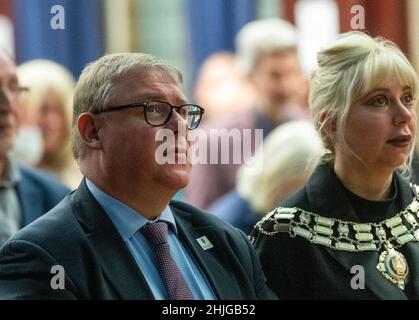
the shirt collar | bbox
[0,155,21,189]
[85,179,177,241]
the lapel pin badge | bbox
[196,236,214,250]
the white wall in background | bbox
[295,0,339,75]
[0,15,15,58]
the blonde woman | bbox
[252,32,419,299]
[17,60,82,189]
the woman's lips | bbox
[387,135,412,147]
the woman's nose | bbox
[393,100,414,126]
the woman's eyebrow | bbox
[365,86,413,97]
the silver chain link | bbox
[254,194,419,253]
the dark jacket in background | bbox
[17,165,70,227]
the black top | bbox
[332,163,402,223]
[331,163,414,298]
[252,161,419,299]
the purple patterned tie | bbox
[142,221,194,300]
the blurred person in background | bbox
[194,51,256,122]
[209,120,324,235]
[185,18,308,209]
[252,32,419,299]
[0,50,69,246]
[14,60,82,189]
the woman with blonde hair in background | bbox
[16,60,82,189]
[252,32,419,299]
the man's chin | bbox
[173,167,191,188]
[160,165,191,189]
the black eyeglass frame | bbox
[92,99,205,130]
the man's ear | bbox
[77,113,103,150]
[319,112,337,136]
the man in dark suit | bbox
[0,51,69,245]
[0,52,275,300]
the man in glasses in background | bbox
[0,52,275,300]
[0,50,69,247]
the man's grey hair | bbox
[71,52,183,159]
[235,18,298,74]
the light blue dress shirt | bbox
[86,179,216,300]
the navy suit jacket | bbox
[0,180,276,300]
[16,166,70,227]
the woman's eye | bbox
[369,95,388,107]
[402,94,414,107]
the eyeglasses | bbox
[93,100,205,130]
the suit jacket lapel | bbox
[72,180,154,299]
[171,205,245,300]
[304,164,409,299]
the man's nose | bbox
[166,108,188,132]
